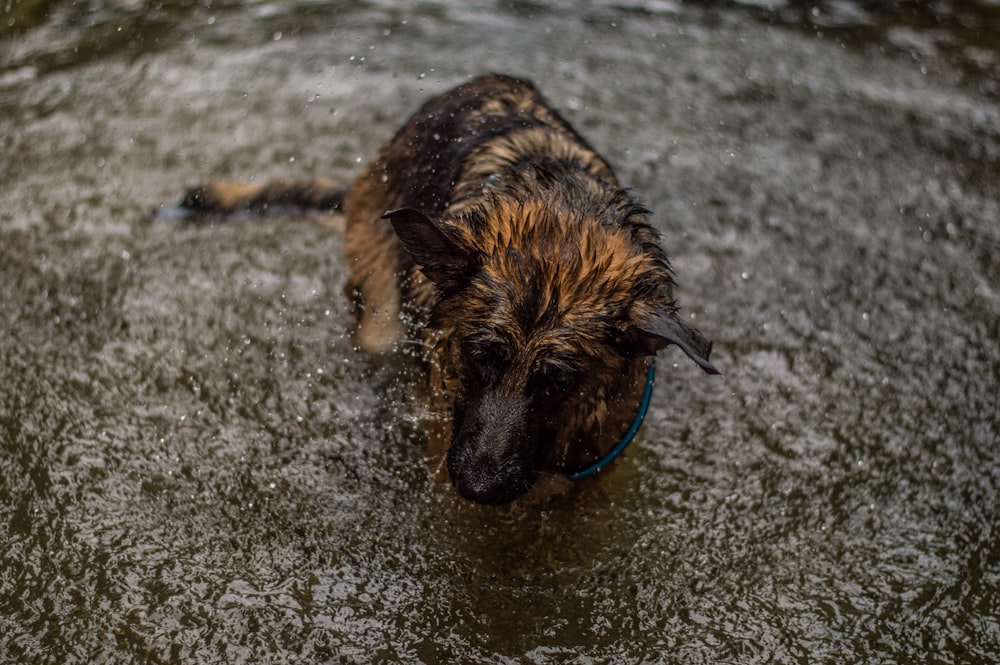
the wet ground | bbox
[2,1,999,662]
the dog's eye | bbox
[533,361,577,398]
[463,340,506,385]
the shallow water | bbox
[2,1,999,662]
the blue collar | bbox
[568,362,655,481]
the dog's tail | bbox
[155,178,345,220]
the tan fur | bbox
[342,168,408,353]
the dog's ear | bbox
[631,308,720,375]
[383,208,476,288]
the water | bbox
[2,1,998,662]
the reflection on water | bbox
[1,1,998,662]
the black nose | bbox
[447,391,536,504]
[448,445,534,505]
[452,467,521,505]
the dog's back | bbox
[343,74,625,352]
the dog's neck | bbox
[568,362,655,480]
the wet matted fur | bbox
[178,74,719,504]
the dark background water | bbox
[1,1,998,663]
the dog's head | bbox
[384,194,717,504]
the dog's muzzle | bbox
[447,391,539,505]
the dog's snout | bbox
[447,393,537,504]
[447,436,535,505]
[452,461,522,505]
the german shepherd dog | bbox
[177,74,719,504]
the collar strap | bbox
[568,362,655,481]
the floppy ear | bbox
[633,309,720,375]
[382,208,476,289]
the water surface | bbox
[1,1,998,662]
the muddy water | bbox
[2,1,999,662]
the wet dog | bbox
[178,74,719,504]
